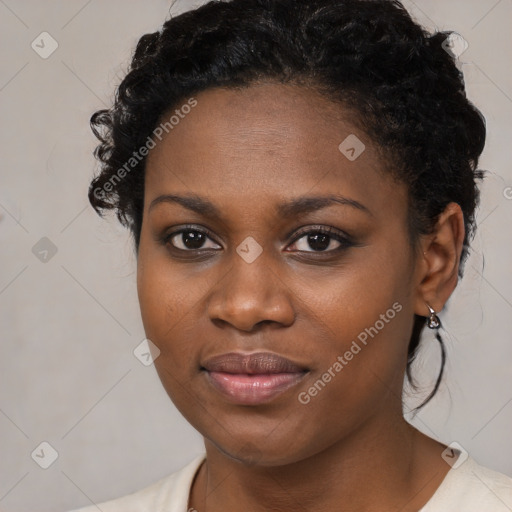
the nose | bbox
[207,248,295,332]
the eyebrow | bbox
[148,193,372,218]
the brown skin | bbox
[136,82,465,511]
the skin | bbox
[136,82,465,511]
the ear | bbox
[413,202,465,317]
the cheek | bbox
[284,286,411,459]
[136,246,202,367]
[296,278,409,401]
[300,240,411,349]
[137,256,208,416]
[291,241,414,403]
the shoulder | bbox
[68,454,205,512]
[421,455,512,511]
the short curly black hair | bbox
[88,0,486,410]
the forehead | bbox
[143,82,406,221]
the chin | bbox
[201,420,327,468]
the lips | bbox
[201,352,308,405]
[202,352,306,374]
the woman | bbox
[73,0,512,510]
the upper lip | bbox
[201,352,307,374]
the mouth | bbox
[201,352,309,405]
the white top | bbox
[70,454,512,511]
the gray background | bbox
[0,1,511,511]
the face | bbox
[137,82,420,466]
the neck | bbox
[190,411,449,512]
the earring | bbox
[425,303,440,329]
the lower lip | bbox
[205,371,307,405]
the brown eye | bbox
[163,226,222,252]
[288,226,353,253]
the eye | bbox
[163,226,221,252]
[287,226,353,253]
[160,224,354,257]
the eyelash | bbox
[160,224,354,257]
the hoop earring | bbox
[425,303,440,329]
[412,302,446,412]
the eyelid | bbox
[164,224,222,248]
[162,223,353,254]
[288,224,353,243]
[285,225,354,254]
